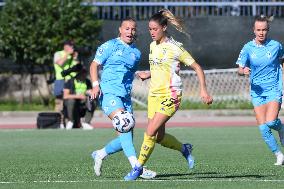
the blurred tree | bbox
[0,0,102,105]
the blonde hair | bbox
[150,9,190,37]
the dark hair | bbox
[150,10,168,27]
[64,40,75,47]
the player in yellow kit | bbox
[124,9,213,181]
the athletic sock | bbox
[119,131,137,160]
[266,119,282,131]
[128,156,138,168]
[259,123,280,153]
[96,148,108,159]
[158,133,183,151]
[138,133,156,165]
[105,137,122,155]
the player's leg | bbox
[264,96,284,146]
[264,100,284,165]
[254,99,283,165]
[124,112,169,181]
[91,137,122,176]
[91,94,124,176]
[157,131,194,169]
[154,94,194,168]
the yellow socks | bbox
[138,133,156,165]
[158,133,182,152]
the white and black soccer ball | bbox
[112,111,135,133]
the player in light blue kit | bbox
[89,17,156,179]
[236,15,284,165]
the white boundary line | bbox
[1,179,284,184]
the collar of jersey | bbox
[253,39,270,47]
[117,37,134,48]
[155,36,171,46]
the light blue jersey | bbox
[93,38,141,97]
[236,39,284,98]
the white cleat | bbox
[82,122,94,130]
[139,167,157,179]
[278,125,284,146]
[66,121,73,130]
[274,152,284,166]
[91,151,103,176]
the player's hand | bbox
[200,90,213,105]
[78,94,86,100]
[89,86,101,100]
[243,67,251,76]
[135,71,150,81]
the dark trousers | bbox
[63,99,95,128]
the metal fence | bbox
[84,0,284,20]
[1,1,284,19]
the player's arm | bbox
[236,46,250,76]
[89,61,101,99]
[189,62,213,105]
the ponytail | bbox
[150,9,190,37]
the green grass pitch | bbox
[0,127,284,189]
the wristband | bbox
[92,81,99,88]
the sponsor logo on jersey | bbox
[266,51,272,58]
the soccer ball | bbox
[112,111,135,133]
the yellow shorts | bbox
[148,94,182,119]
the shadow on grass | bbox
[155,171,269,180]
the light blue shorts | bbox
[252,93,282,107]
[99,93,132,116]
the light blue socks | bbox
[119,131,137,158]
[259,123,280,153]
[105,137,122,155]
[266,119,282,131]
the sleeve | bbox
[236,46,249,68]
[278,43,284,59]
[93,41,113,65]
[178,47,195,66]
[53,51,61,64]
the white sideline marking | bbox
[1,179,284,184]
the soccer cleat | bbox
[59,123,65,130]
[91,151,103,176]
[124,165,143,181]
[278,125,284,146]
[82,122,94,130]
[66,121,73,130]
[139,167,157,179]
[274,152,284,166]
[182,143,195,169]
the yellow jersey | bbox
[149,37,195,96]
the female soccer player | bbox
[124,9,213,181]
[236,15,284,165]
[89,17,156,179]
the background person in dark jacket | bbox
[63,67,96,130]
